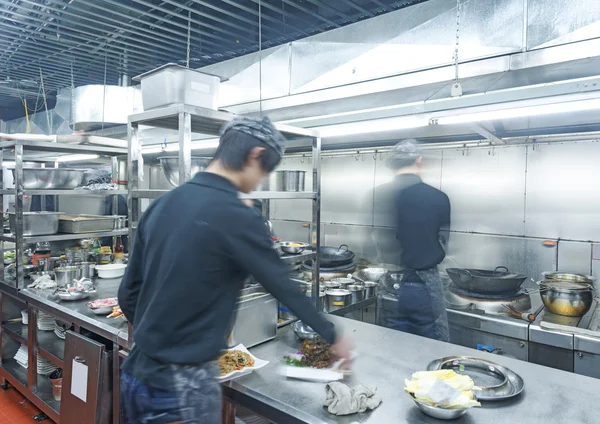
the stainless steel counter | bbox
[18,278,130,347]
[223,315,600,424]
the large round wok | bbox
[318,245,355,268]
[446,266,527,295]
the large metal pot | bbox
[275,171,305,192]
[158,156,211,186]
[364,281,379,298]
[318,245,355,268]
[446,266,527,295]
[326,289,352,311]
[347,284,366,303]
[539,280,594,317]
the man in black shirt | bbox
[377,139,451,341]
[118,116,353,423]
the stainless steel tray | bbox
[59,215,115,233]
[427,356,524,401]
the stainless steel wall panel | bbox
[440,146,526,235]
[270,220,311,245]
[440,232,556,280]
[322,224,375,263]
[527,0,600,50]
[557,241,592,275]
[525,142,600,241]
[373,151,442,228]
[270,157,313,222]
[320,155,375,226]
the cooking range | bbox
[443,268,600,379]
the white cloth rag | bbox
[323,382,382,416]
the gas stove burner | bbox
[448,285,525,300]
[446,284,532,315]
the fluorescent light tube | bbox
[55,154,99,162]
[436,98,600,125]
[318,116,428,137]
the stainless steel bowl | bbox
[12,168,84,189]
[158,156,211,186]
[280,242,309,255]
[292,321,318,340]
[9,212,62,236]
[357,267,389,282]
[408,394,469,420]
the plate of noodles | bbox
[217,344,269,382]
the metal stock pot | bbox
[539,279,594,317]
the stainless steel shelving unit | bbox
[127,104,324,307]
[0,138,128,290]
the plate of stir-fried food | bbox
[217,344,269,382]
[281,338,355,382]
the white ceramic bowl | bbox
[95,264,127,279]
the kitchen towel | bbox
[323,382,382,415]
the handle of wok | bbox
[493,266,509,276]
[455,268,474,281]
[338,244,349,252]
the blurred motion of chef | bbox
[118,116,353,423]
[381,139,451,341]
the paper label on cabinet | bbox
[71,360,88,403]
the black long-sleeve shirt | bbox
[119,172,335,385]
[394,174,451,270]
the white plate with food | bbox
[217,344,269,382]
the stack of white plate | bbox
[38,312,55,331]
[13,344,28,368]
[37,356,58,376]
[54,321,66,340]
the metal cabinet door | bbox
[575,351,600,379]
[60,331,105,424]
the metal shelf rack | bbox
[127,104,324,307]
[0,137,127,290]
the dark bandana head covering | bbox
[386,138,421,169]
[219,116,286,157]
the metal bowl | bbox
[280,242,309,255]
[291,321,318,340]
[12,168,84,189]
[57,291,90,301]
[158,156,211,186]
[408,393,469,420]
[357,267,389,282]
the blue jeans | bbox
[120,364,221,424]
[385,269,450,342]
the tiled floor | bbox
[0,388,52,424]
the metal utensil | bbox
[9,212,62,236]
[446,266,527,295]
[280,242,309,255]
[54,266,82,287]
[275,170,305,192]
[363,281,378,298]
[539,279,594,317]
[356,267,389,282]
[347,284,366,303]
[348,273,366,284]
[291,321,318,340]
[325,289,352,311]
[330,277,354,287]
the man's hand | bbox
[332,334,355,370]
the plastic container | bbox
[134,64,224,110]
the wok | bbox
[318,244,355,268]
[446,266,527,295]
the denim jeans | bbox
[385,269,450,342]
[120,363,222,424]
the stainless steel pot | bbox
[364,281,378,298]
[325,289,351,311]
[275,171,305,192]
[79,262,96,279]
[331,277,354,287]
[347,284,366,303]
[539,280,594,317]
[55,266,82,287]
[305,290,326,312]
